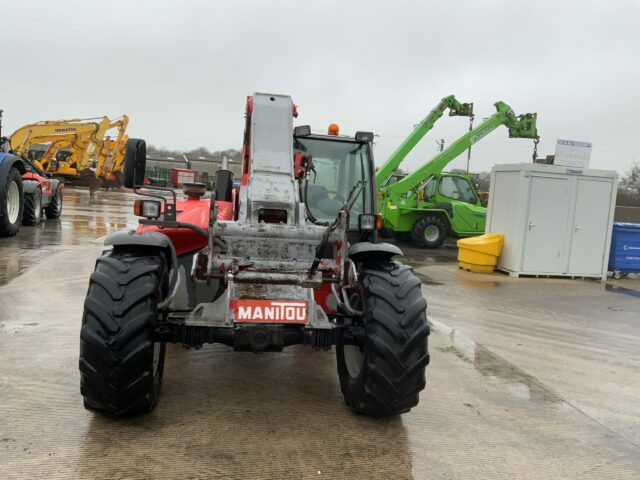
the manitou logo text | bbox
[231,300,308,324]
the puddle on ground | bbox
[414,271,444,286]
[459,279,501,288]
[0,249,51,287]
[430,318,562,404]
[605,284,640,299]
[0,255,30,287]
[473,343,562,404]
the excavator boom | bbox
[95,115,129,179]
[8,115,130,189]
[374,95,473,189]
[9,119,101,156]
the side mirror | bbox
[123,138,147,188]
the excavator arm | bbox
[8,115,130,189]
[374,95,473,189]
[38,136,83,170]
[9,119,103,157]
[95,115,129,178]
[385,101,538,196]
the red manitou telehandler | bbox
[79,93,429,417]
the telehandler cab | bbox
[79,94,430,417]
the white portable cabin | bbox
[485,163,617,281]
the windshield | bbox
[439,175,478,204]
[294,137,371,227]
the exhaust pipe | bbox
[215,157,234,203]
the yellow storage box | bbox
[457,233,504,273]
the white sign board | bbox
[554,139,592,168]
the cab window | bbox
[423,178,437,199]
[294,137,371,228]
[439,176,477,204]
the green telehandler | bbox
[377,99,539,248]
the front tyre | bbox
[0,168,24,237]
[337,260,429,416]
[411,214,447,248]
[44,186,63,219]
[79,249,168,416]
[23,188,42,226]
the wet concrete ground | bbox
[1,189,639,479]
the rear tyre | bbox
[0,168,24,237]
[44,186,63,219]
[80,249,169,416]
[411,214,447,248]
[22,188,42,226]
[337,259,429,416]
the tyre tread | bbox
[44,187,62,219]
[79,250,166,416]
[338,259,429,416]
[22,189,42,226]
[410,214,448,248]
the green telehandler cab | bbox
[378,100,539,248]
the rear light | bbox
[359,214,376,231]
[375,214,383,230]
[134,199,161,219]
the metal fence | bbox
[145,155,242,188]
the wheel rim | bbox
[344,292,365,378]
[35,194,41,220]
[152,342,161,376]
[344,344,365,378]
[7,181,20,224]
[424,224,440,242]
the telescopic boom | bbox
[374,95,473,189]
[384,101,538,196]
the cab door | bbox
[437,175,485,234]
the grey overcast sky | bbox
[1,0,639,174]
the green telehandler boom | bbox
[375,95,473,189]
[379,100,538,248]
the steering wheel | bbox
[326,190,346,203]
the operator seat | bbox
[305,184,342,218]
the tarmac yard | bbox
[1,189,640,480]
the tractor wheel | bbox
[0,168,24,237]
[44,187,63,219]
[80,249,169,416]
[22,188,42,226]
[337,259,429,416]
[411,215,447,248]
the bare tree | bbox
[475,171,491,192]
[617,163,640,207]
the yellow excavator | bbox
[8,115,129,189]
[95,115,129,188]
